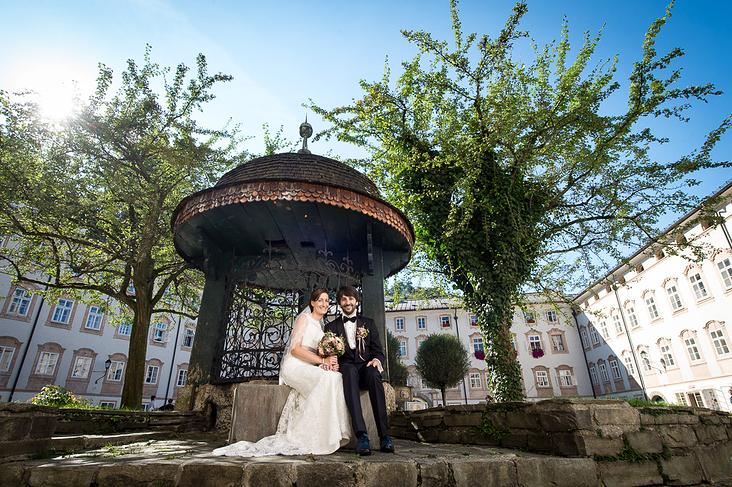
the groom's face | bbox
[339,295,358,316]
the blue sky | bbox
[2,0,730,203]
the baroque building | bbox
[0,249,195,408]
[387,296,594,407]
[574,181,732,411]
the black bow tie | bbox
[343,316,357,324]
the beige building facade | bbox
[574,181,732,411]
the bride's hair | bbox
[308,288,330,312]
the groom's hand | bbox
[367,359,383,373]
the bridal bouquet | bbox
[318,331,345,357]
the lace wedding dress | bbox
[213,311,352,457]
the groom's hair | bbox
[337,285,360,303]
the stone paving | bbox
[0,435,609,487]
[4,433,729,487]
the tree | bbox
[414,333,470,405]
[312,1,730,400]
[386,329,409,387]
[0,46,245,408]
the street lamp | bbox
[95,358,112,384]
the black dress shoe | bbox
[356,434,371,455]
[379,435,395,453]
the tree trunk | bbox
[120,299,153,409]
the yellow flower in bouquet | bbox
[318,331,345,357]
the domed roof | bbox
[215,153,383,202]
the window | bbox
[99,401,116,408]
[599,322,609,339]
[710,329,730,356]
[469,372,481,389]
[107,361,124,381]
[395,318,404,331]
[0,346,15,372]
[675,392,688,406]
[659,342,675,366]
[609,359,621,380]
[417,317,426,330]
[627,306,640,328]
[666,285,683,311]
[547,310,558,323]
[558,369,573,386]
[689,272,709,300]
[35,352,58,375]
[525,312,535,324]
[535,370,549,387]
[688,391,705,408]
[71,357,92,378]
[470,315,479,326]
[684,335,702,362]
[580,328,590,348]
[612,314,623,334]
[589,366,599,384]
[550,334,565,352]
[598,363,609,382]
[416,338,425,349]
[9,289,31,316]
[118,323,132,336]
[640,352,652,372]
[398,340,407,357]
[589,326,600,345]
[145,365,159,384]
[85,306,104,330]
[645,295,659,320]
[152,322,167,343]
[440,316,451,327]
[183,328,195,348]
[51,299,74,324]
[623,356,636,376]
[176,369,187,387]
[528,335,542,351]
[472,337,484,353]
[717,257,732,288]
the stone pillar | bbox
[362,245,389,381]
[187,251,231,386]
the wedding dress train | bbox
[213,312,352,457]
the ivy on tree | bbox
[312,1,730,400]
[0,46,246,408]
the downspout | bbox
[613,285,649,401]
[8,285,48,402]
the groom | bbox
[325,285,394,455]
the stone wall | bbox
[389,398,732,485]
[0,403,57,459]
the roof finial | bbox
[298,116,313,154]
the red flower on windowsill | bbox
[531,348,544,358]
[474,351,485,360]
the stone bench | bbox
[227,382,378,448]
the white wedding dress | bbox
[213,311,352,457]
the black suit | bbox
[325,315,389,439]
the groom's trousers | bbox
[340,362,389,439]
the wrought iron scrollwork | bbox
[212,246,361,382]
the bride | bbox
[213,288,352,456]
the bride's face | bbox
[311,292,330,315]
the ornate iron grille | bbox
[212,247,361,383]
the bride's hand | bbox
[320,364,331,371]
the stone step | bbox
[1,437,727,487]
[48,431,179,454]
